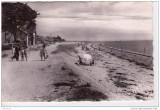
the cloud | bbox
[28,2,152,20]
[36,17,152,39]
[27,2,153,41]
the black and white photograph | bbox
[1,1,159,108]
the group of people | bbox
[77,43,89,51]
[11,44,48,61]
[11,45,28,61]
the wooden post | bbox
[121,48,123,57]
[33,33,36,45]
[27,34,28,47]
[110,48,112,53]
[144,47,146,54]
[4,30,6,43]
[11,43,13,55]
[120,41,124,58]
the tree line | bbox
[37,35,66,44]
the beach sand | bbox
[1,42,154,102]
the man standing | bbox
[40,44,48,61]
[20,46,28,61]
[15,45,20,61]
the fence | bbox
[91,43,153,69]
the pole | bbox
[11,43,13,54]
[144,47,145,54]
[27,34,28,47]
[33,33,35,45]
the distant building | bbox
[2,20,37,46]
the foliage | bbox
[39,35,66,44]
[54,35,65,42]
[2,2,39,41]
[45,35,66,43]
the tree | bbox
[2,2,39,41]
[56,35,65,42]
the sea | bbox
[101,40,153,56]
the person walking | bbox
[40,44,48,61]
[20,46,28,61]
[15,45,20,61]
[11,45,15,60]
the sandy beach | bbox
[1,42,154,102]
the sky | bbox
[28,2,153,41]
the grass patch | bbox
[53,82,75,87]
[51,44,78,54]
[67,87,108,101]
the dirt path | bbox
[2,42,154,102]
[2,44,59,101]
[2,43,107,102]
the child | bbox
[40,45,48,61]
